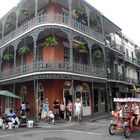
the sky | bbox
[0,0,140,46]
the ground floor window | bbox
[7,97,14,109]
[20,85,27,102]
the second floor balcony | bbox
[0,60,107,81]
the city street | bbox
[0,119,140,140]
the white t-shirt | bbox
[75,102,81,111]
[21,103,26,110]
[134,105,140,115]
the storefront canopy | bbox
[0,90,21,99]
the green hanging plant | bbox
[18,45,30,55]
[75,6,84,15]
[76,42,86,53]
[93,49,102,59]
[45,36,58,48]
[5,20,12,28]
[3,53,13,62]
[20,7,29,15]
[90,15,100,26]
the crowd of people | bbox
[39,98,82,123]
[0,97,82,128]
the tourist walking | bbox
[74,99,82,123]
[60,101,65,119]
[67,100,73,122]
[41,98,49,122]
[53,99,60,119]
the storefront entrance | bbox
[63,89,72,119]
[75,91,91,116]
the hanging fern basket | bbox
[20,7,29,15]
[3,53,13,62]
[93,49,102,59]
[76,43,86,53]
[18,45,30,55]
[45,36,58,48]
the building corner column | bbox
[33,35,37,71]
[34,0,38,18]
[68,0,72,26]
[69,34,74,71]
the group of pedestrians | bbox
[39,98,82,123]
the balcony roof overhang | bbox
[135,48,140,54]
[102,15,121,34]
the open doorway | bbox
[63,90,72,119]
[75,91,91,116]
[75,84,91,116]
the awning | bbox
[0,90,21,99]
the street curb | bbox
[89,115,110,122]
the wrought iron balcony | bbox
[107,72,140,85]
[0,13,104,47]
[105,40,124,54]
[124,55,140,66]
[0,60,107,81]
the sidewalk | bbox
[35,120,79,128]
[34,114,110,128]
[89,113,110,122]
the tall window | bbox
[7,97,14,109]
[63,42,70,61]
[20,85,27,102]
[126,48,129,59]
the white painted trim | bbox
[0,71,107,82]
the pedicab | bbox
[109,97,140,138]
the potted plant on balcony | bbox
[3,52,13,62]
[90,15,100,26]
[18,45,30,55]
[5,20,13,28]
[72,6,84,19]
[76,42,86,53]
[75,6,84,15]
[93,49,102,59]
[20,7,29,15]
[45,36,58,48]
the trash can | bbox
[27,120,33,128]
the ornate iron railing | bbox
[0,13,104,47]
[124,55,140,66]
[107,72,140,85]
[0,60,107,80]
